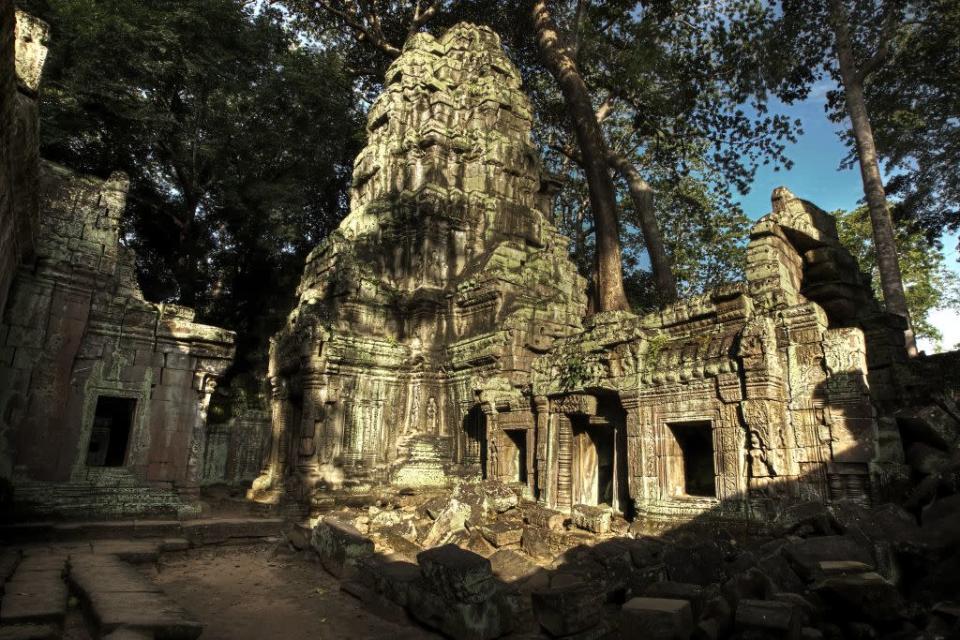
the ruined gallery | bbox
[1,6,959,640]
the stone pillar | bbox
[247,375,289,501]
[556,414,573,510]
[297,371,324,491]
[533,395,549,502]
[181,372,217,500]
[480,402,498,481]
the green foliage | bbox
[20,0,364,375]
[281,0,794,307]
[836,206,960,345]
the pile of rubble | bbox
[288,478,960,640]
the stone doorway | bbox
[570,418,628,511]
[86,396,136,467]
[462,406,487,478]
[503,429,528,484]
[664,421,716,498]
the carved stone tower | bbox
[251,23,586,509]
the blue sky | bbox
[731,88,960,353]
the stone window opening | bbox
[665,421,716,498]
[86,396,136,467]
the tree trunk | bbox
[607,151,677,302]
[532,0,629,312]
[828,0,917,356]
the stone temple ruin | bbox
[250,22,958,530]
[2,13,960,640]
[0,8,238,519]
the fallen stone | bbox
[374,528,422,562]
[531,580,605,637]
[906,442,951,476]
[664,542,725,585]
[620,597,694,640]
[782,536,873,582]
[406,578,519,640]
[521,526,591,561]
[489,549,540,584]
[418,544,496,604]
[735,599,799,640]
[772,593,818,627]
[721,567,775,607]
[422,499,472,548]
[310,517,375,578]
[896,404,959,449]
[813,571,904,624]
[775,502,841,537]
[354,556,421,607]
[478,519,523,548]
[643,582,704,619]
[757,549,806,594]
[340,579,410,624]
[523,505,567,531]
[570,504,611,534]
[447,529,497,558]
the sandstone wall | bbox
[0,8,48,317]
[0,162,236,491]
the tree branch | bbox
[858,4,902,82]
[316,0,401,57]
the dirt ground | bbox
[147,543,438,640]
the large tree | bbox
[771,0,923,354]
[282,0,797,311]
[21,0,364,376]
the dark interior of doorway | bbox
[86,396,136,467]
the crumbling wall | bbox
[0,9,48,318]
[0,162,236,496]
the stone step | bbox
[69,555,202,639]
[0,556,68,627]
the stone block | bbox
[531,581,605,637]
[620,597,694,640]
[781,536,873,582]
[643,582,705,619]
[417,544,495,604]
[734,599,799,640]
[570,504,611,534]
[479,519,523,547]
[406,577,519,640]
[524,505,567,531]
[521,526,591,560]
[354,556,421,607]
[813,571,904,624]
[488,549,540,583]
[311,517,375,578]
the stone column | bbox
[533,395,549,502]
[555,414,573,510]
[297,371,324,493]
[181,372,217,499]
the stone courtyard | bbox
[0,10,959,640]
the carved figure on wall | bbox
[426,396,438,434]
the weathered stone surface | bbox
[782,536,874,582]
[524,505,567,532]
[479,519,524,548]
[643,582,705,619]
[734,599,799,640]
[570,504,611,534]
[488,549,540,583]
[406,578,519,640]
[531,581,605,637]
[417,544,495,604]
[311,517,375,578]
[620,597,694,640]
[813,571,904,624]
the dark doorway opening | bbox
[666,421,716,497]
[86,396,136,467]
[463,406,487,479]
[505,429,527,483]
